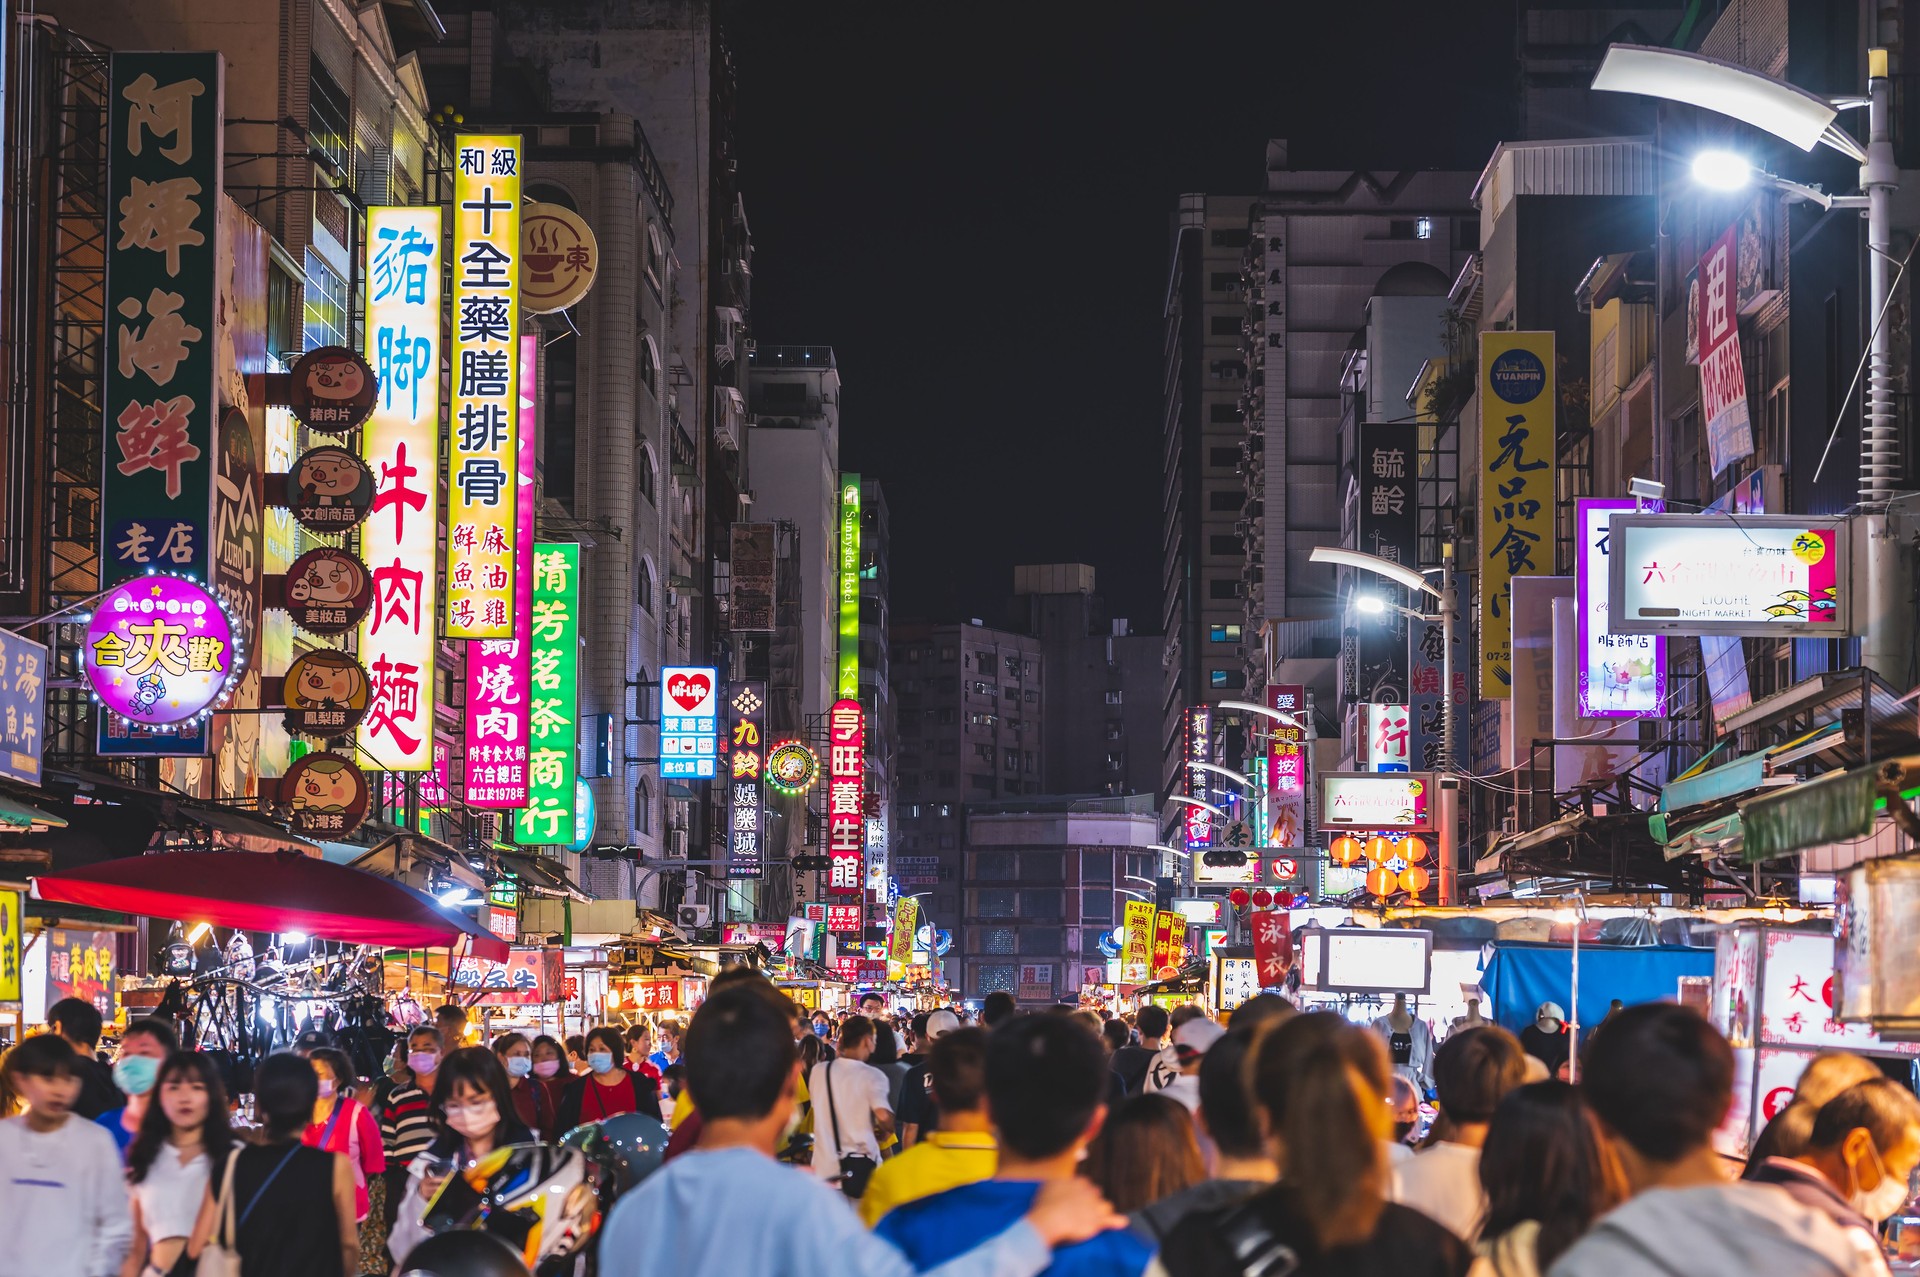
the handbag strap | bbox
[823,1059,847,1155]
[1216,1200,1302,1277]
[318,1097,344,1149]
[215,1146,241,1250]
[236,1145,302,1232]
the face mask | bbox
[443,1100,499,1138]
[316,1078,337,1099]
[407,1051,439,1075]
[812,1023,828,1038]
[587,1051,616,1074]
[504,1056,533,1079]
[113,1056,160,1097]
[533,1059,562,1079]
[1852,1143,1911,1222]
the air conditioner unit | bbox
[677,904,710,929]
[667,830,688,857]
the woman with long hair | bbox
[122,1052,235,1277]
[490,1031,556,1138]
[1476,1082,1629,1277]
[1082,1094,1206,1215]
[1150,1012,1476,1277]
[557,1025,663,1128]
[385,1046,533,1268]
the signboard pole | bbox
[1439,555,1457,906]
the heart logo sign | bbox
[667,670,712,713]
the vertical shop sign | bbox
[357,206,441,770]
[0,629,46,785]
[102,52,223,586]
[1265,683,1304,849]
[1250,910,1291,985]
[827,698,865,895]
[729,523,776,632]
[1122,899,1155,984]
[837,476,861,699]
[887,894,917,978]
[1576,499,1666,718]
[659,667,718,778]
[726,681,765,878]
[464,335,538,807]
[512,544,579,845]
[1184,705,1213,849]
[1354,423,1417,704]
[44,927,116,1019]
[1478,332,1556,697]
[445,136,521,637]
[0,890,19,1007]
[1408,573,1468,772]
[1699,225,1755,477]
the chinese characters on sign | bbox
[886,894,917,979]
[1608,514,1846,636]
[1699,225,1756,477]
[519,202,600,315]
[0,890,19,1006]
[824,903,863,933]
[1478,333,1556,697]
[85,575,236,725]
[659,666,718,779]
[1353,423,1417,705]
[513,545,579,846]
[1122,899,1155,985]
[838,476,861,699]
[357,206,442,770]
[1184,705,1213,849]
[725,681,766,879]
[827,698,865,896]
[1576,499,1666,718]
[1408,573,1467,773]
[729,523,777,632]
[446,136,522,638]
[1249,909,1292,987]
[103,52,223,586]
[45,927,116,1019]
[1360,702,1411,772]
[464,335,539,808]
[1320,772,1435,832]
[1265,684,1304,849]
[0,629,46,785]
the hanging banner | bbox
[0,629,46,786]
[1575,499,1666,718]
[837,476,861,699]
[1184,705,1213,849]
[0,890,20,1007]
[85,574,238,725]
[726,681,766,879]
[287,446,374,533]
[1250,910,1292,986]
[287,346,376,433]
[278,751,369,837]
[1150,910,1176,972]
[827,698,865,896]
[463,334,539,809]
[1478,332,1556,697]
[280,649,369,737]
[520,202,599,314]
[1408,572,1468,774]
[513,544,580,845]
[44,927,116,1019]
[445,135,522,638]
[283,546,371,636]
[887,894,918,975]
[1353,423,1417,705]
[1265,684,1305,849]
[357,205,442,771]
[102,52,223,587]
[1699,224,1755,477]
[1122,899,1155,984]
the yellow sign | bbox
[0,890,19,1005]
[1122,899,1155,984]
[521,203,600,315]
[1167,914,1188,967]
[445,134,523,639]
[1478,332,1556,697]
[887,895,917,970]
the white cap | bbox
[1535,1002,1567,1032]
[926,1009,961,1039]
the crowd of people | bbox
[3,980,1920,1277]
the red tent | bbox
[34,850,510,962]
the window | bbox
[975,965,1016,995]
[1024,689,1038,703]
[1003,685,1018,701]
[1209,534,1241,556]
[307,60,350,183]
[1210,623,1244,643]
[1018,890,1063,920]
[644,222,665,293]
[1209,271,1242,294]
[634,778,652,834]
[1209,447,1240,468]
[638,446,657,506]
[266,264,296,364]
[971,680,996,697]
[1082,892,1113,923]
[1082,855,1113,885]
[1416,216,1434,240]
[1208,490,1242,512]
[1104,690,1123,705]
[1389,219,1417,240]
[973,743,993,762]
[1209,669,1247,689]
[638,560,654,615]
[1020,927,1062,955]
[1003,748,1019,771]
[1210,404,1241,423]
[1210,228,1250,248]
[1022,852,1064,881]
[1210,315,1241,336]
[980,927,1016,955]
[1209,579,1241,600]
[1003,654,1020,677]
[1209,359,1246,381]
[937,770,956,787]
[639,338,658,395]
[969,774,995,793]
[939,646,957,662]
[974,852,1016,879]
[975,890,1015,918]
[302,250,348,351]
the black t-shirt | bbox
[71,1054,124,1120]
[1519,1023,1570,1073]
[1158,1185,1474,1277]
[1112,1043,1157,1095]
[894,1060,935,1135]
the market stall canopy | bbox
[0,793,67,829]
[31,849,509,961]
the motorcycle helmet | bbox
[558,1113,669,1196]
[421,1143,604,1277]
[395,1231,530,1277]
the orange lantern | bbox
[1365,865,1398,897]
[1400,835,1429,864]
[1331,835,1362,866]
[1399,864,1431,896]
[1366,834,1395,864]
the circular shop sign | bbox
[288,446,374,533]
[284,547,372,636]
[765,740,820,794]
[521,202,600,314]
[281,751,369,837]
[289,345,377,432]
[1487,347,1547,405]
[281,648,370,737]
[85,575,239,725]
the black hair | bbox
[435,1003,468,1026]
[430,1045,519,1129]
[1432,1025,1529,1127]
[1227,994,1295,1032]
[930,1027,989,1113]
[868,1020,900,1066]
[1809,1077,1920,1154]
[910,1012,931,1041]
[128,1051,235,1185]
[6,1035,79,1080]
[1251,1012,1391,1251]
[1198,1024,1265,1160]
[307,1047,356,1089]
[1169,1004,1208,1030]
[406,1024,444,1051]
[1101,1019,1130,1053]
[985,1014,1108,1160]
[1481,1082,1628,1271]
[490,1032,531,1058]
[624,1021,653,1046]
[1135,1004,1170,1039]
[684,984,799,1121]
[981,991,1018,1029]
[530,1034,566,1061]
[655,1016,684,1040]
[565,1035,587,1057]
[1582,1003,1732,1163]
[838,1015,875,1052]
[254,1052,320,1141]
[46,997,103,1047]
[584,1025,627,1059]
[123,1018,181,1054]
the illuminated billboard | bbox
[838,476,861,699]
[1320,771,1435,832]
[827,698,864,896]
[1575,499,1666,718]
[511,544,579,846]
[659,666,718,779]
[1606,514,1848,636]
[1478,332,1555,697]
[1183,705,1213,849]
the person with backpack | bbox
[810,1016,895,1197]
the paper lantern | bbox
[1399,865,1431,896]
[1400,835,1429,864]
[1365,866,1398,897]
[1366,835,1396,865]
[1331,835,1362,866]
[1229,888,1251,909]
[1251,889,1273,907]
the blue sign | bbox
[96,712,209,757]
[0,629,46,784]
[567,778,596,852]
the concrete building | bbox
[959,796,1159,1005]
[858,479,896,919]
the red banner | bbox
[1150,910,1176,971]
[1250,910,1291,986]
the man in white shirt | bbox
[811,1014,895,1188]
[0,1035,131,1277]
[1144,1017,1221,1114]
[1392,1025,1528,1241]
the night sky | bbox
[732,5,1516,627]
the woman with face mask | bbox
[122,1052,235,1277]
[385,1047,532,1269]
[557,1025,664,1132]
[490,1032,554,1139]
[302,1045,387,1272]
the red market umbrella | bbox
[33,850,509,962]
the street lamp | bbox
[1187,760,1257,788]
[1218,700,1303,726]
[1168,794,1229,821]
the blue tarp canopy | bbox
[1479,941,1715,1041]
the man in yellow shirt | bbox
[860,1027,997,1226]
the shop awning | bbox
[32,849,508,960]
[0,794,68,829]
[1740,765,1878,863]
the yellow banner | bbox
[1167,914,1188,968]
[1122,899,1155,983]
[887,895,917,969]
[0,890,19,1004]
[1478,332,1556,697]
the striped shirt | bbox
[379,1082,436,1161]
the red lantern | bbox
[1366,834,1396,864]
[1251,888,1273,907]
[1229,888,1251,909]
[1331,835,1362,866]
[1399,865,1431,897]
[1365,865,1398,897]
[1400,835,1429,864]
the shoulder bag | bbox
[823,1060,876,1200]
[196,1144,304,1277]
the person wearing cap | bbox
[897,1009,962,1148]
[1519,1002,1571,1078]
[1144,1018,1222,1114]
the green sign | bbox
[102,52,224,586]
[513,543,579,846]
[837,474,861,699]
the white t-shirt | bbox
[0,1114,133,1277]
[1391,1140,1485,1241]
[808,1057,892,1180]
[131,1143,211,1242]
